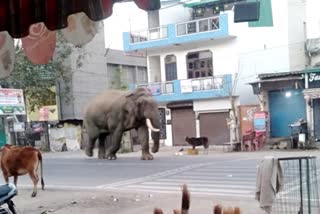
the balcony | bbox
[133,74,232,103]
[123,13,229,52]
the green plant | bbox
[3,31,73,112]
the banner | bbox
[180,79,193,93]
[0,89,26,115]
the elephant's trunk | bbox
[151,131,160,153]
[146,118,160,132]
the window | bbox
[186,50,213,79]
[165,55,177,81]
[200,61,205,68]
[136,66,148,84]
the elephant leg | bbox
[138,125,153,160]
[85,135,97,157]
[106,130,123,160]
[98,134,107,159]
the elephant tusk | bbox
[146,118,160,132]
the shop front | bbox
[303,68,320,141]
[250,71,306,139]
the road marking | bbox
[105,186,254,198]
[157,178,254,185]
[97,157,255,189]
[125,184,253,194]
[170,175,256,181]
[140,181,254,190]
[17,184,100,191]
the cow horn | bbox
[146,118,160,132]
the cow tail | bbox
[38,152,45,190]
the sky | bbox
[103,2,148,50]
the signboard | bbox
[308,73,320,88]
[31,123,43,133]
[253,112,268,133]
[144,84,161,95]
[180,79,192,93]
[13,122,25,132]
[38,105,58,121]
[0,89,26,115]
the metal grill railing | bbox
[273,156,320,214]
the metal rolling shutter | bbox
[199,112,230,145]
[171,108,196,146]
[269,90,306,137]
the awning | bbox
[0,0,160,77]
[249,76,304,85]
[184,0,220,8]
[303,88,320,99]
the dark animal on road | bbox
[84,87,161,160]
[0,144,45,197]
[185,136,209,154]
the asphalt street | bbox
[3,147,320,213]
[3,149,260,198]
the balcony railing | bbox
[190,76,223,91]
[138,76,224,96]
[176,16,220,36]
[123,13,228,51]
[130,26,168,44]
[138,81,174,95]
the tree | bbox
[3,31,73,112]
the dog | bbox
[185,136,209,154]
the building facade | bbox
[59,23,148,121]
[123,0,310,146]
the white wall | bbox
[104,2,148,50]
[159,4,192,26]
[305,0,320,39]
[147,0,308,105]
[193,98,232,112]
[287,0,307,70]
[148,56,161,82]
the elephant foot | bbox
[152,146,159,153]
[106,153,117,160]
[98,153,106,159]
[85,148,93,157]
[141,153,154,160]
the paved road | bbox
[100,158,258,198]
[2,149,261,199]
[5,148,320,213]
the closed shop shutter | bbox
[171,108,196,146]
[269,90,306,137]
[199,112,230,145]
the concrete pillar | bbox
[195,112,200,137]
[148,11,160,28]
[306,98,314,138]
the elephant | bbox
[84,87,161,160]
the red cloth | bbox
[0,0,160,38]
[21,23,56,64]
